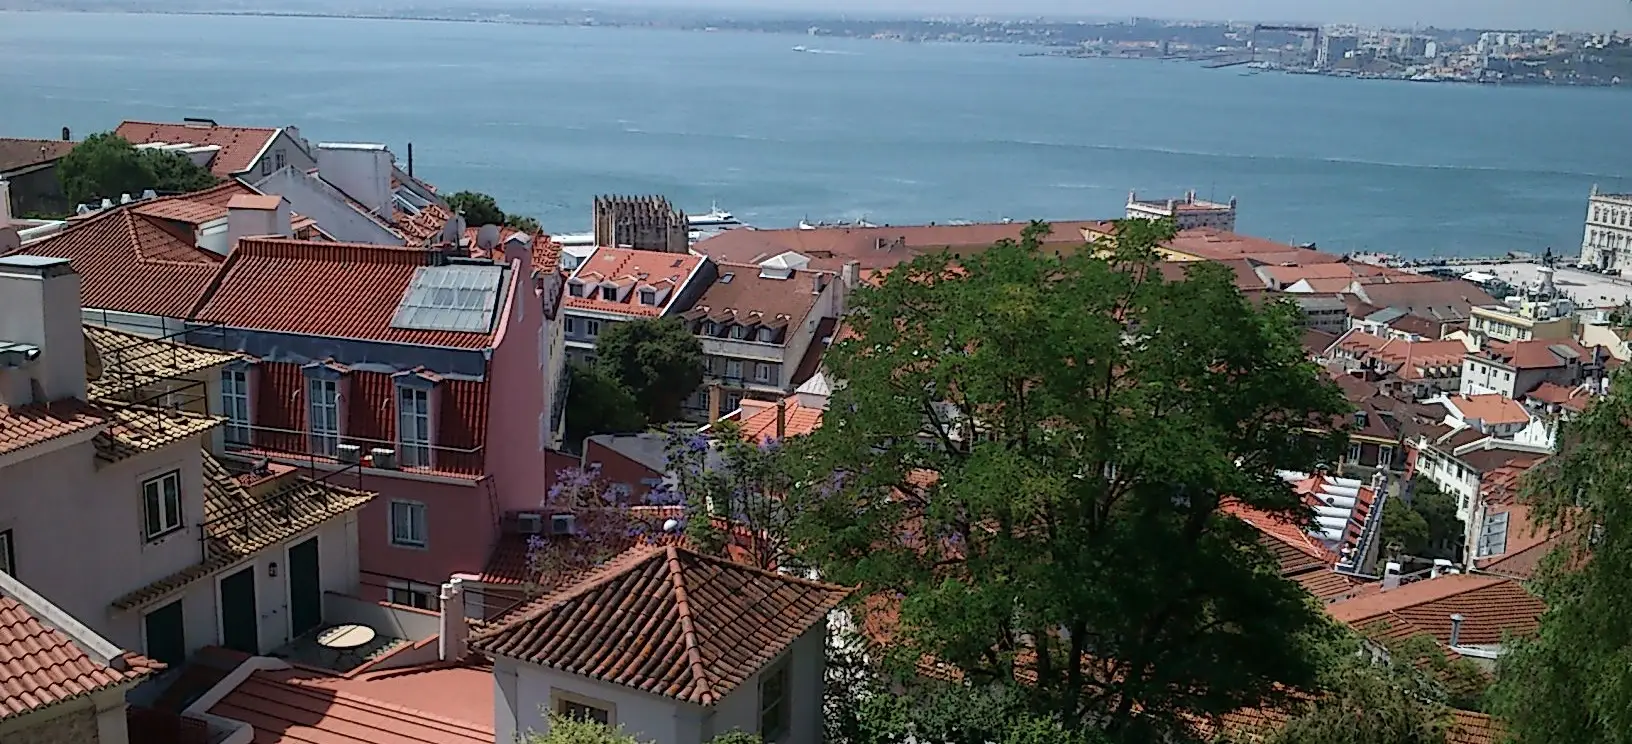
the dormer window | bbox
[601,287,617,301]
[758,327,776,343]
[731,325,748,340]
[568,283,584,297]
[640,289,657,306]
[702,321,718,336]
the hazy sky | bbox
[570,0,1632,32]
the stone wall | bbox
[9,705,99,744]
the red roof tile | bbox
[684,262,831,338]
[1161,229,1344,265]
[736,397,824,442]
[1478,339,1592,370]
[564,247,704,318]
[114,120,279,177]
[1525,381,1594,413]
[10,211,219,317]
[0,400,109,458]
[1446,394,1531,427]
[207,672,491,743]
[191,239,500,349]
[0,582,162,719]
[0,138,76,173]
[694,220,1114,271]
[1327,574,1544,646]
[470,545,849,704]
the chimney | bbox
[407,142,415,178]
[708,383,722,423]
[1448,613,1464,647]
[811,272,826,295]
[1186,189,1196,203]
[1431,557,1453,578]
[438,578,468,661]
[226,194,292,249]
[0,180,12,228]
[0,256,87,405]
[1381,561,1402,590]
[316,143,393,218]
[776,396,787,440]
[61,126,71,141]
[1165,199,1175,213]
[841,260,861,290]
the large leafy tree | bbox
[562,362,646,451]
[788,220,1349,740]
[446,189,543,233]
[1489,374,1632,744]
[1231,640,1455,744]
[57,132,219,206]
[594,317,705,423]
[666,421,796,570]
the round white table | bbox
[316,624,377,667]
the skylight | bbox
[389,264,507,334]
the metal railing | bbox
[197,456,364,562]
[228,422,486,477]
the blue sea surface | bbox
[3,11,1630,257]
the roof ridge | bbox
[664,545,719,705]
[471,545,667,640]
[677,543,853,593]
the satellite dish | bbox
[477,224,502,252]
[662,519,681,533]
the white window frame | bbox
[731,325,748,340]
[396,386,432,468]
[0,529,13,576]
[600,286,617,301]
[564,317,578,335]
[274,148,287,170]
[639,289,657,305]
[390,500,428,548]
[386,580,441,610]
[759,658,791,741]
[585,319,602,337]
[307,377,340,457]
[221,368,251,446]
[1347,441,1362,464]
[552,690,615,726]
[568,283,584,297]
[726,360,744,380]
[754,362,772,383]
[1378,445,1394,469]
[758,327,776,343]
[142,471,184,541]
[702,321,718,336]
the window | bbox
[755,363,772,383]
[260,157,271,176]
[397,386,432,468]
[639,289,657,305]
[387,580,440,610]
[585,319,602,337]
[726,360,744,379]
[0,529,13,576]
[600,287,617,301]
[759,661,790,741]
[390,500,428,548]
[758,327,776,343]
[564,317,578,335]
[274,148,287,170]
[1378,445,1394,469]
[221,368,250,445]
[1346,441,1362,464]
[568,283,584,297]
[307,377,339,457]
[142,471,183,540]
[731,325,749,340]
[555,696,612,725]
[703,321,718,336]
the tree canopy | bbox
[594,317,706,423]
[786,219,1350,741]
[446,189,543,233]
[666,422,795,570]
[56,132,220,206]
[1489,374,1632,744]
[562,362,646,451]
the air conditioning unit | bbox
[549,514,576,536]
[370,447,398,470]
[336,443,362,465]
[517,513,543,535]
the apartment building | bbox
[1124,189,1237,232]
[1461,338,1602,398]
[560,246,713,364]
[114,119,316,181]
[681,254,840,418]
[1325,330,1467,400]
[0,255,375,665]
[254,142,463,247]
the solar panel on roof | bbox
[389,265,506,334]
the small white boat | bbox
[792,45,809,53]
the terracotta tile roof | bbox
[1525,381,1594,413]
[479,507,762,588]
[114,120,279,177]
[682,262,831,341]
[0,138,76,173]
[471,545,849,704]
[208,671,491,744]
[394,202,456,243]
[1293,569,1362,600]
[1162,229,1344,265]
[190,238,501,349]
[1352,279,1499,322]
[1478,338,1593,370]
[694,220,1113,271]
[0,400,108,458]
[1300,328,1337,358]
[7,204,224,317]
[93,403,223,464]
[1446,394,1531,427]
[1332,330,1467,381]
[1209,705,1500,744]
[84,325,241,400]
[736,397,824,442]
[564,247,704,318]
[1225,502,1338,570]
[110,453,375,610]
[0,576,162,720]
[1261,262,1410,287]
[1326,573,1544,646]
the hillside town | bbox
[0,120,1627,744]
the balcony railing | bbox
[700,336,786,363]
[197,456,365,562]
[226,422,486,478]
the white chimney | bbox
[1431,557,1453,579]
[226,194,292,250]
[0,256,86,405]
[0,180,12,227]
[1381,561,1402,590]
[316,143,393,218]
[438,578,468,662]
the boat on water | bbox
[799,217,879,230]
[688,203,744,230]
[792,45,809,53]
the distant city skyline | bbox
[554,0,1632,32]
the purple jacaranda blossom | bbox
[685,433,710,453]
[758,436,782,452]
[647,483,685,507]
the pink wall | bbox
[353,472,492,600]
[485,248,550,516]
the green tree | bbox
[666,421,795,569]
[446,190,506,226]
[828,674,1108,744]
[705,732,762,744]
[1489,374,1632,744]
[594,317,705,423]
[507,213,544,234]
[562,362,646,451]
[527,715,644,744]
[138,148,219,193]
[1240,653,1453,744]
[56,132,220,206]
[57,133,153,206]
[1411,483,1462,559]
[1382,496,1431,558]
[788,219,1350,741]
